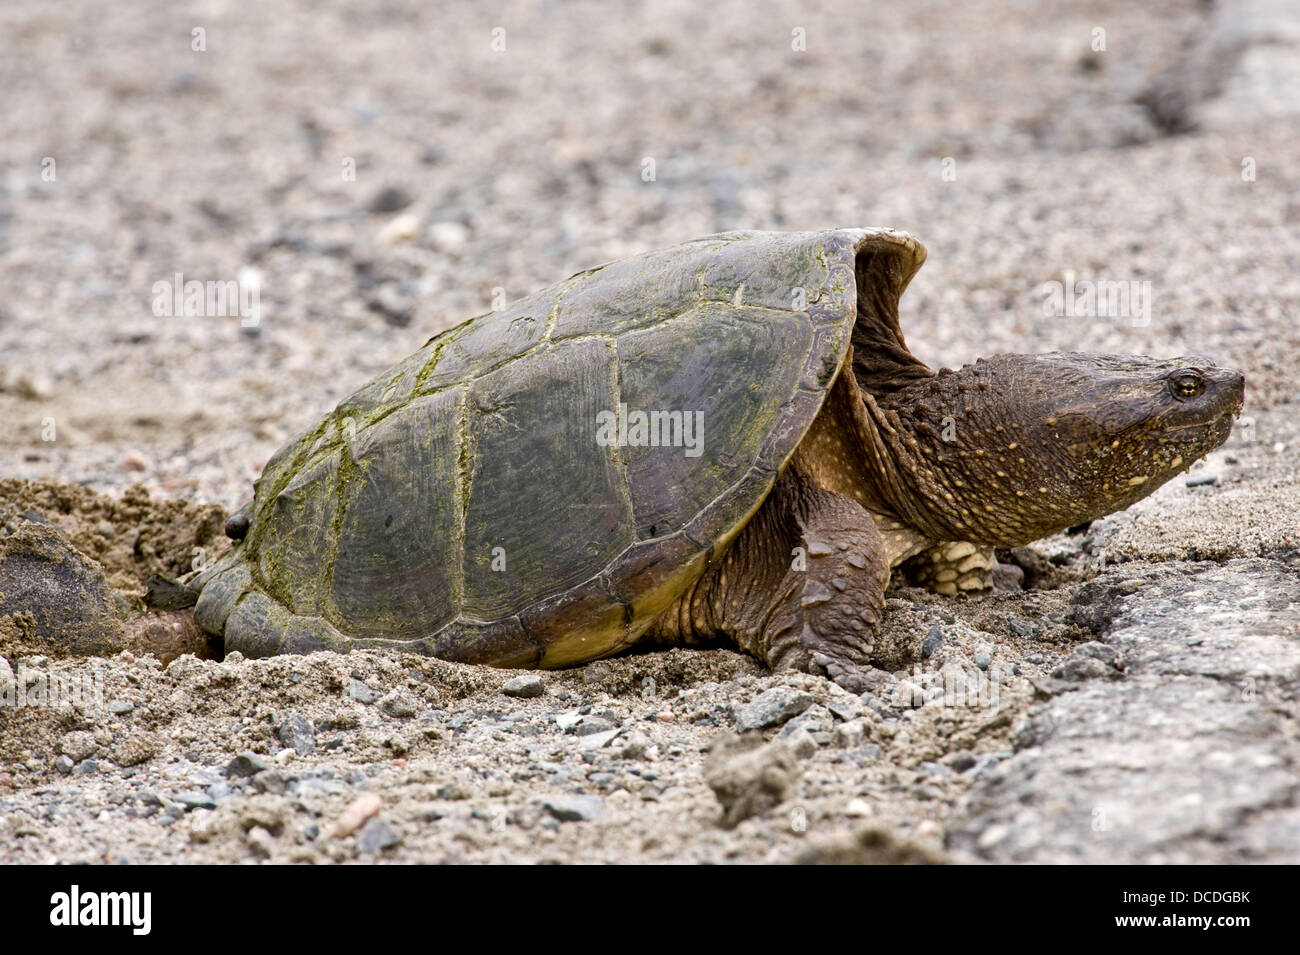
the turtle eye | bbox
[1170,372,1205,400]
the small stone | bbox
[974,651,993,670]
[785,729,819,759]
[943,750,977,772]
[378,690,417,718]
[344,680,378,705]
[246,825,275,858]
[619,731,654,760]
[834,720,868,749]
[428,220,470,252]
[112,734,157,767]
[123,450,151,472]
[367,185,413,214]
[376,211,421,245]
[921,626,945,658]
[502,674,544,698]
[227,752,271,778]
[107,700,135,715]
[542,794,604,822]
[54,755,74,775]
[1007,618,1034,638]
[846,798,873,817]
[1185,473,1218,487]
[894,681,925,708]
[703,733,804,828]
[278,711,316,755]
[252,770,289,795]
[735,687,814,732]
[575,717,617,737]
[173,789,216,811]
[332,793,383,838]
[825,698,863,722]
[59,731,99,762]
[356,817,402,854]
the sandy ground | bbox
[1,0,1298,863]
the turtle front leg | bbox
[755,477,890,692]
[645,468,890,692]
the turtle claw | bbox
[824,660,873,694]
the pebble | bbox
[376,211,421,245]
[846,798,873,817]
[974,651,993,670]
[226,752,271,778]
[246,825,275,858]
[1007,618,1033,638]
[428,220,470,252]
[921,626,945,658]
[378,690,417,718]
[278,712,316,756]
[54,755,74,775]
[785,729,819,759]
[894,681,925,708]
[734,687,814,732]
[344,680,378,705]
[252,770,289,795]
[574,717,617,737]
[542,794,604,822]
[367,185,413,214]
[172,789,216,811]
[332,793,383,838]
[59,731,99,762]
[502,674,544,698]
[1185,473,1218,487]
[356,817,402,854]
[833,720,868,749]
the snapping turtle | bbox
[193,229,1244,686]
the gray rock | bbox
[54,755,74,775]
[172,789,216,811]
[226,752,270,778]
[1185,473,1218,487]
[575,717,617,737]
[344,680,378,705]
[252,769,289,795]
[367,185,413,214]
[356,817,402,854]
[73,759,98,776]
[777,705,830,739]
[502,674,545,698]
[921,626,945,658]
[785,729,819,759]
[703,732,804,828]
[734,687,814,732]
[278,712,316,755]
[974,651,992,670]
[59,731,99,762]
[825,697,864,722]
[542,794,604,822]
[833,720,868,749]
[378,690,417,718]
[948,561,1300,863]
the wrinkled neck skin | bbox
[855,354,1241,548]
[862,377,1064,546]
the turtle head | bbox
[878,352,1245,546]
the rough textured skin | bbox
[194,228,1245,683]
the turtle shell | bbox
[196,229,926,666]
